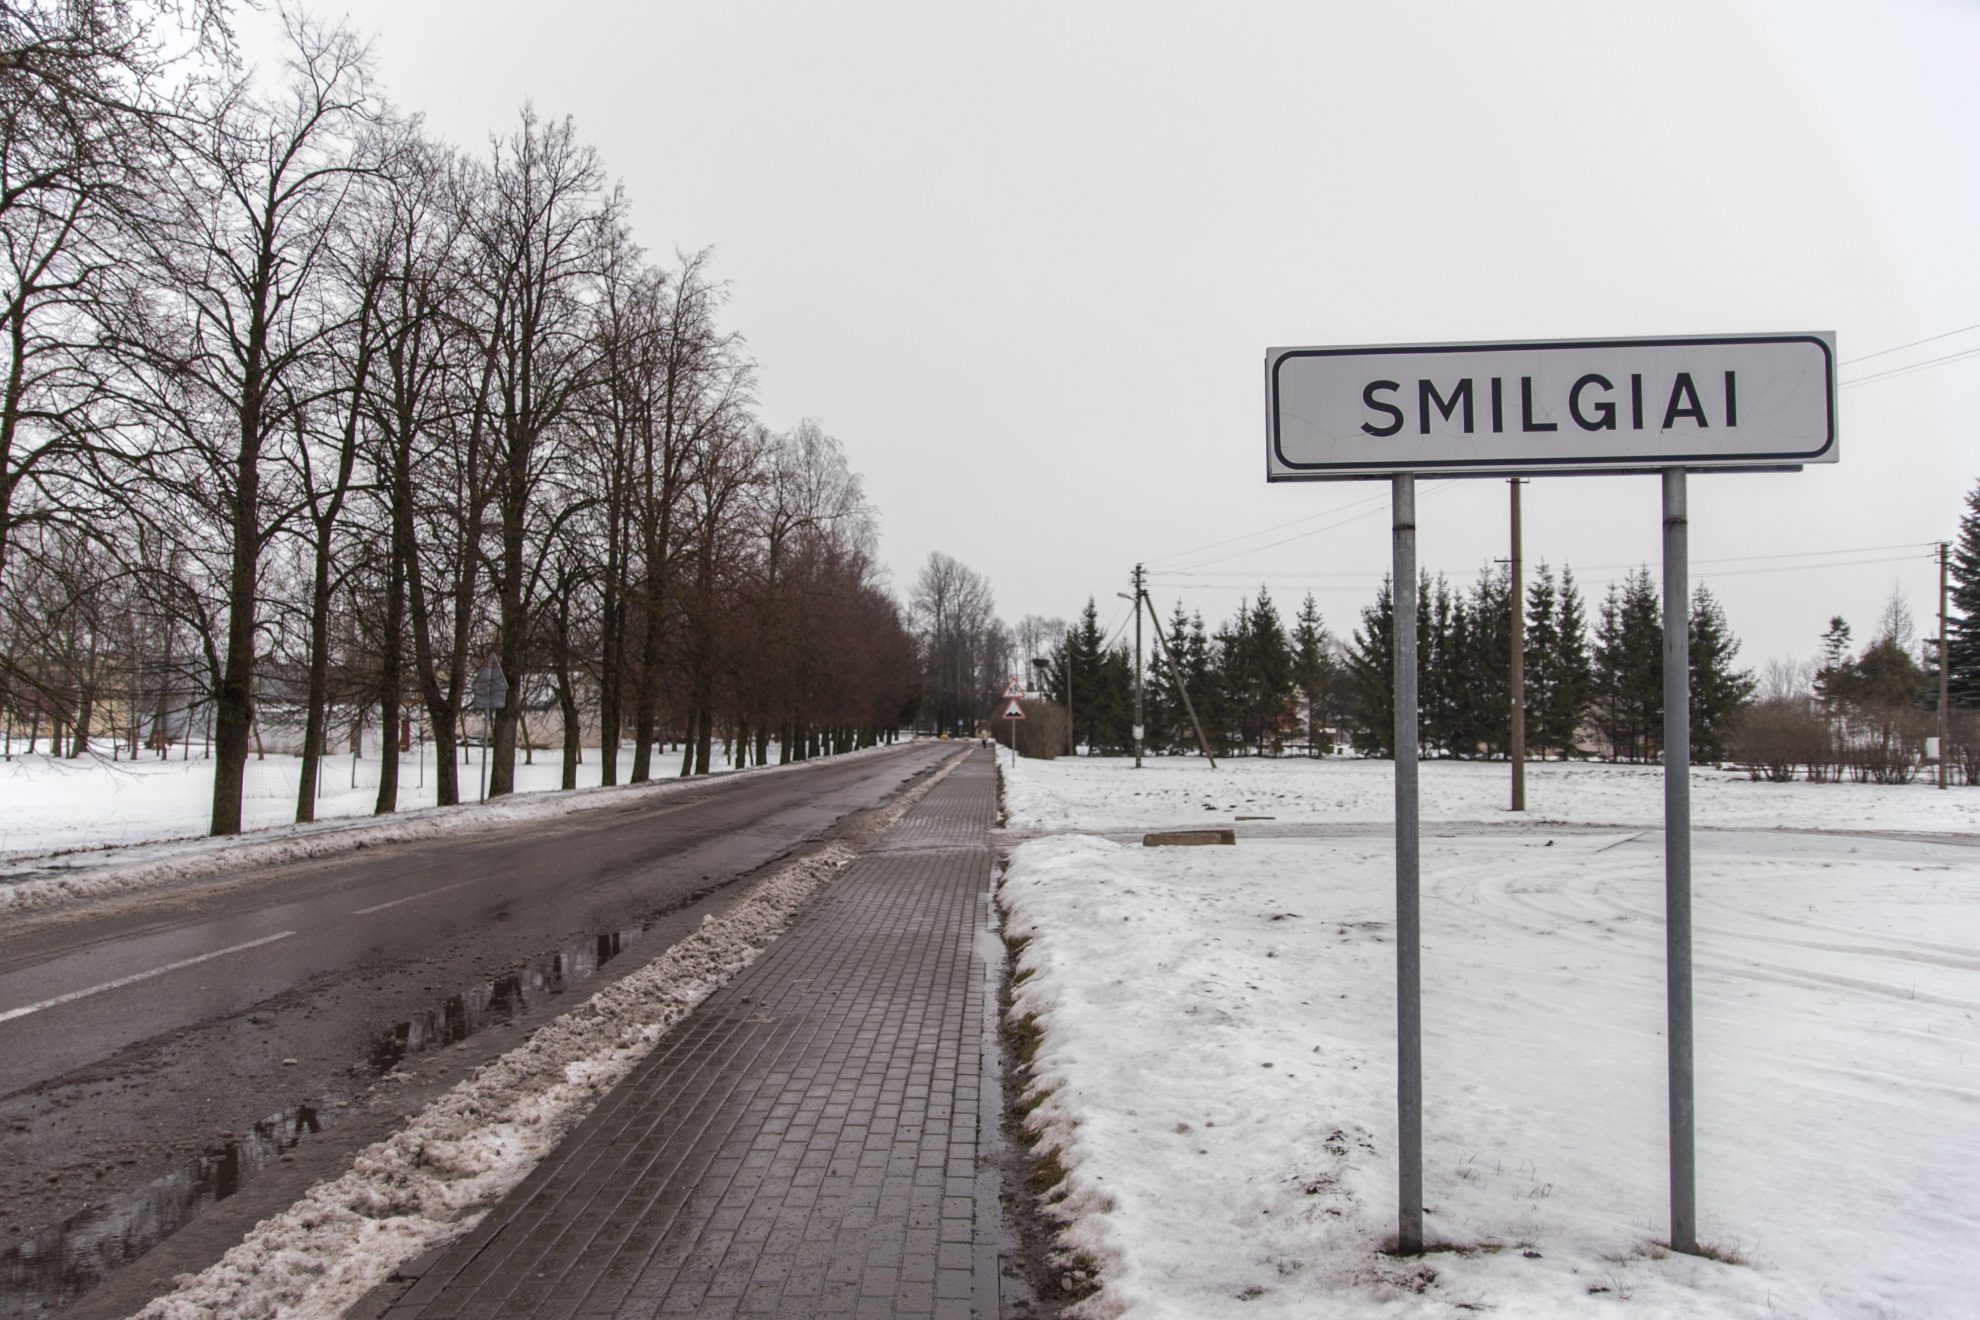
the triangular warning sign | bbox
[1002,699,1026,719]
[1003,680,1025,699]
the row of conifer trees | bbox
[1042,564,1754,763]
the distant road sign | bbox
[1002,699,1025,720]
[1003,680,1025,699]
[471,657,507,712]
[1266,333,1836,480]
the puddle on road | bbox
[0,924,646,1318]
[0,1103,323,1319]
[367,927,637,1071]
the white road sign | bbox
[1002,699,1026,720]
[1266,333,1835,480]
[471,656,507,712]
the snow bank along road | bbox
[999,756,1980,1320]
[0,741,954,1318]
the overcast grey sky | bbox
[280,0,1978,668]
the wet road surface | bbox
[0,743,954,1318]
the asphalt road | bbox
[0,741,956,1317]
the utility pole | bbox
[1510,479,1525,812]
[1132,564,1145,769]
[1066,642,1076,758]
[1941,541,1951,790]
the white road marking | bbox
[353,878,475,916]
[0,930,298,1025]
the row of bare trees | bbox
[0,7,917,834]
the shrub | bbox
[1727,699,1829,783]
[1013,700,1069,760]
[1949,711,1980,787]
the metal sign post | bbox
[1265,332,1836,1257]
[1662,468,1695,1254]
[1392,474,1423,1255]
[1510,479,1526,812]
[473,656,507,804]
[1002,696,1025,767]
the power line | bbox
[1157,542,1938,586]
[1841,344,1980,389]
[1572,553,1932,595]
[1098,597,1132,649]
[1575,540,1938,572]
[1149,570,1386,582]
[1161,481,1455,574]
[1151,549,1935,608]
[1142,488,1392,566]
[1693,553,1932,581]
[1840,322,1980,367]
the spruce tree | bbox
[1549,566,1595,759]
[1814,616,1853,713]
[1345,576,1396,756]
[1292,593,1331,756]
[1212,599,1252,756]
[1093,642,1136,753]
[1345,572,1437,758]
[1467,565,1513,758]
[1143,599,1188,753]
[1246,588,1295,755]
[1951,480,1980,707]
[1688,583,1755,763]
[1592,568,1662,762]
[1184,611,1219,757]
[1053,599,1108,754]
[1424,575,1460,757]
[1524,563,1560,759]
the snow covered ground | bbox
[999,757,1980,1319]
[1001,752,1980,836]
[0,739,770,861]
[0,742,809,917]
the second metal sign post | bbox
[1265,332,1836,1258]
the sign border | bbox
[1266,332,1836,481]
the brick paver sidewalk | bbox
[380,747,1006,1320]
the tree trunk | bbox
[694,701,712,776]
[489,618,523,798]
[598,588,621,787]
[557,671,580,790]
[598,494,625,787]
[375,535,406,815]
[296,521,336,823]
[630,601,661,783]
[70,682,93,757]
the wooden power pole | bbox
[1941,541,1951,790]
[1132,564,1145,769]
